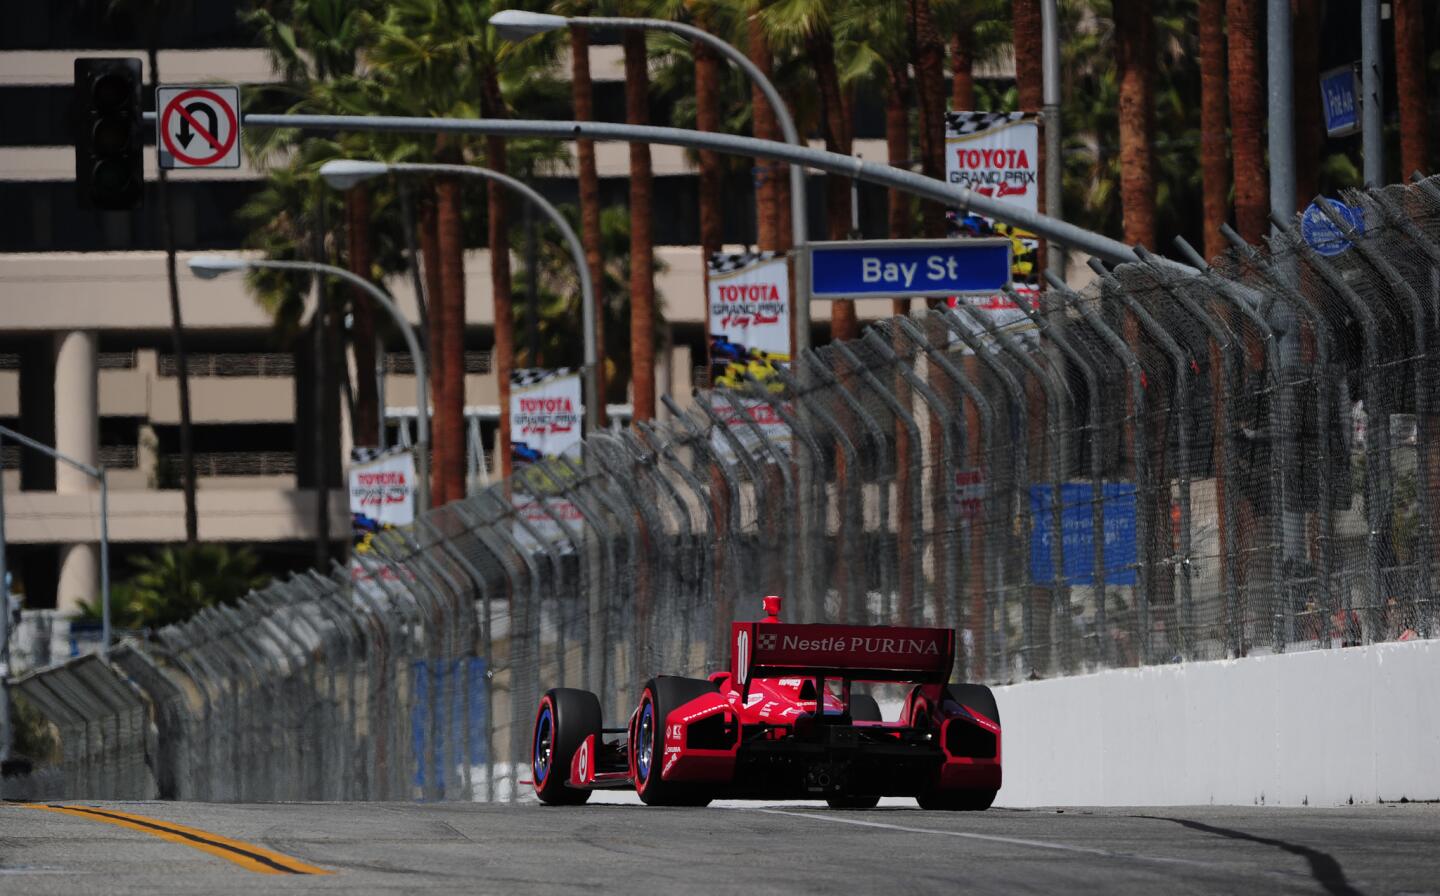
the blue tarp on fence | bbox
[1029,483,1138,586]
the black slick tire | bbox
[634,676,717,807]
[532,688,602,805]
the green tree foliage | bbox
[511,205,667,403]
[76,545,268,631]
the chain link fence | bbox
[7,178,1440,801]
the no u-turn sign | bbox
[156,85,241,169]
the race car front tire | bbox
[533,688,602,805]
[635,676,717,807]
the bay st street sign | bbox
[807,238,1011,300]
[156,85,242,169]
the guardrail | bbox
[6,178,1440,801]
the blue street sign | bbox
[1029,482,1138,586]
[1300,199,1365,257]
[808,238,1011,300]
[1319,65,1360,138]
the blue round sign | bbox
[1300,199,1365,257]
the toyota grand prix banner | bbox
[511,368,583,552]
[945,111,1042,331]
[350,446,418,539]
[510,368,582,466]
[349,445,419,598]
[707,251,791,390]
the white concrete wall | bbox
[993,638,1440,807]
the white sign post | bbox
[156,85,242,170]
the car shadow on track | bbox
[1136,816,1361,896]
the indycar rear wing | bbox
[731,621,954,687]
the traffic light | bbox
[74,57,143,210]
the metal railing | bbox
[8,177,1440,801]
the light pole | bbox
[187,256,430,514]
[318,160,601,439]
[0,425,111,656]
[490,9,813,358]
[143,113,1144,267]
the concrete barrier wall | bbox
[993,638,1440,807]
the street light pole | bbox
[0,425,112,654]
[144,113,1144,267]
[318,160,602,439]
[187,257,431,514]
[490,9,812,358]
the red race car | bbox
[530,595,1001,809]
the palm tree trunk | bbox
[481,70,516,479]
[1012,0,1044,113]
[1012,0,1046,268]
[624,29,657,421]
[1227,0,1268,243]
[347,185,380,448]
[571,24,607,427]
[1199,0,1229,258]
[1115,0,1157,250]
[748,12,780,252]
[435,168,467,506]
[951,27,975,110]
[1292,0,1322,205]
[1116,0,1170,629]
[695,38,724,261]
[148,44,197,545]
[911,0,948,240]
[809,28,857,341]
[886,62,913,318]
[419,193,447,504]
[1394,0,1430,177]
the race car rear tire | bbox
[916,788,997,811]
[533,688,602,806]
[946,683,999,725]
[635,676,717,807]
[850,693,883,722]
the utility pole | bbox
[1268,0,1296,220]
[1361,0,1384,186]
[1042,0,1064,277]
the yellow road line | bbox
[21,804,331,875]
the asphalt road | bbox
[2,798,1438,895]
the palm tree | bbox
[834,0,911,262]
[909,0,948,238]
[1394,0,1430,178]
[1226,0,1267,242]
[746,7,782,253]
[364,0,550,498]
[1114,0,1156,250]
[622,9,659,421]
[762,0,857,340]
[1292,0,1321,205]
[1011,0,1044,114]
[1198,0,1228,258]
[511,204,667,384]
[561,7,608,424]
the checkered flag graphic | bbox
[350,444,410,464]
[708,250,779,276]
[758,633,777,650]
[944,110,1029,137]
[511,367,575,388]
